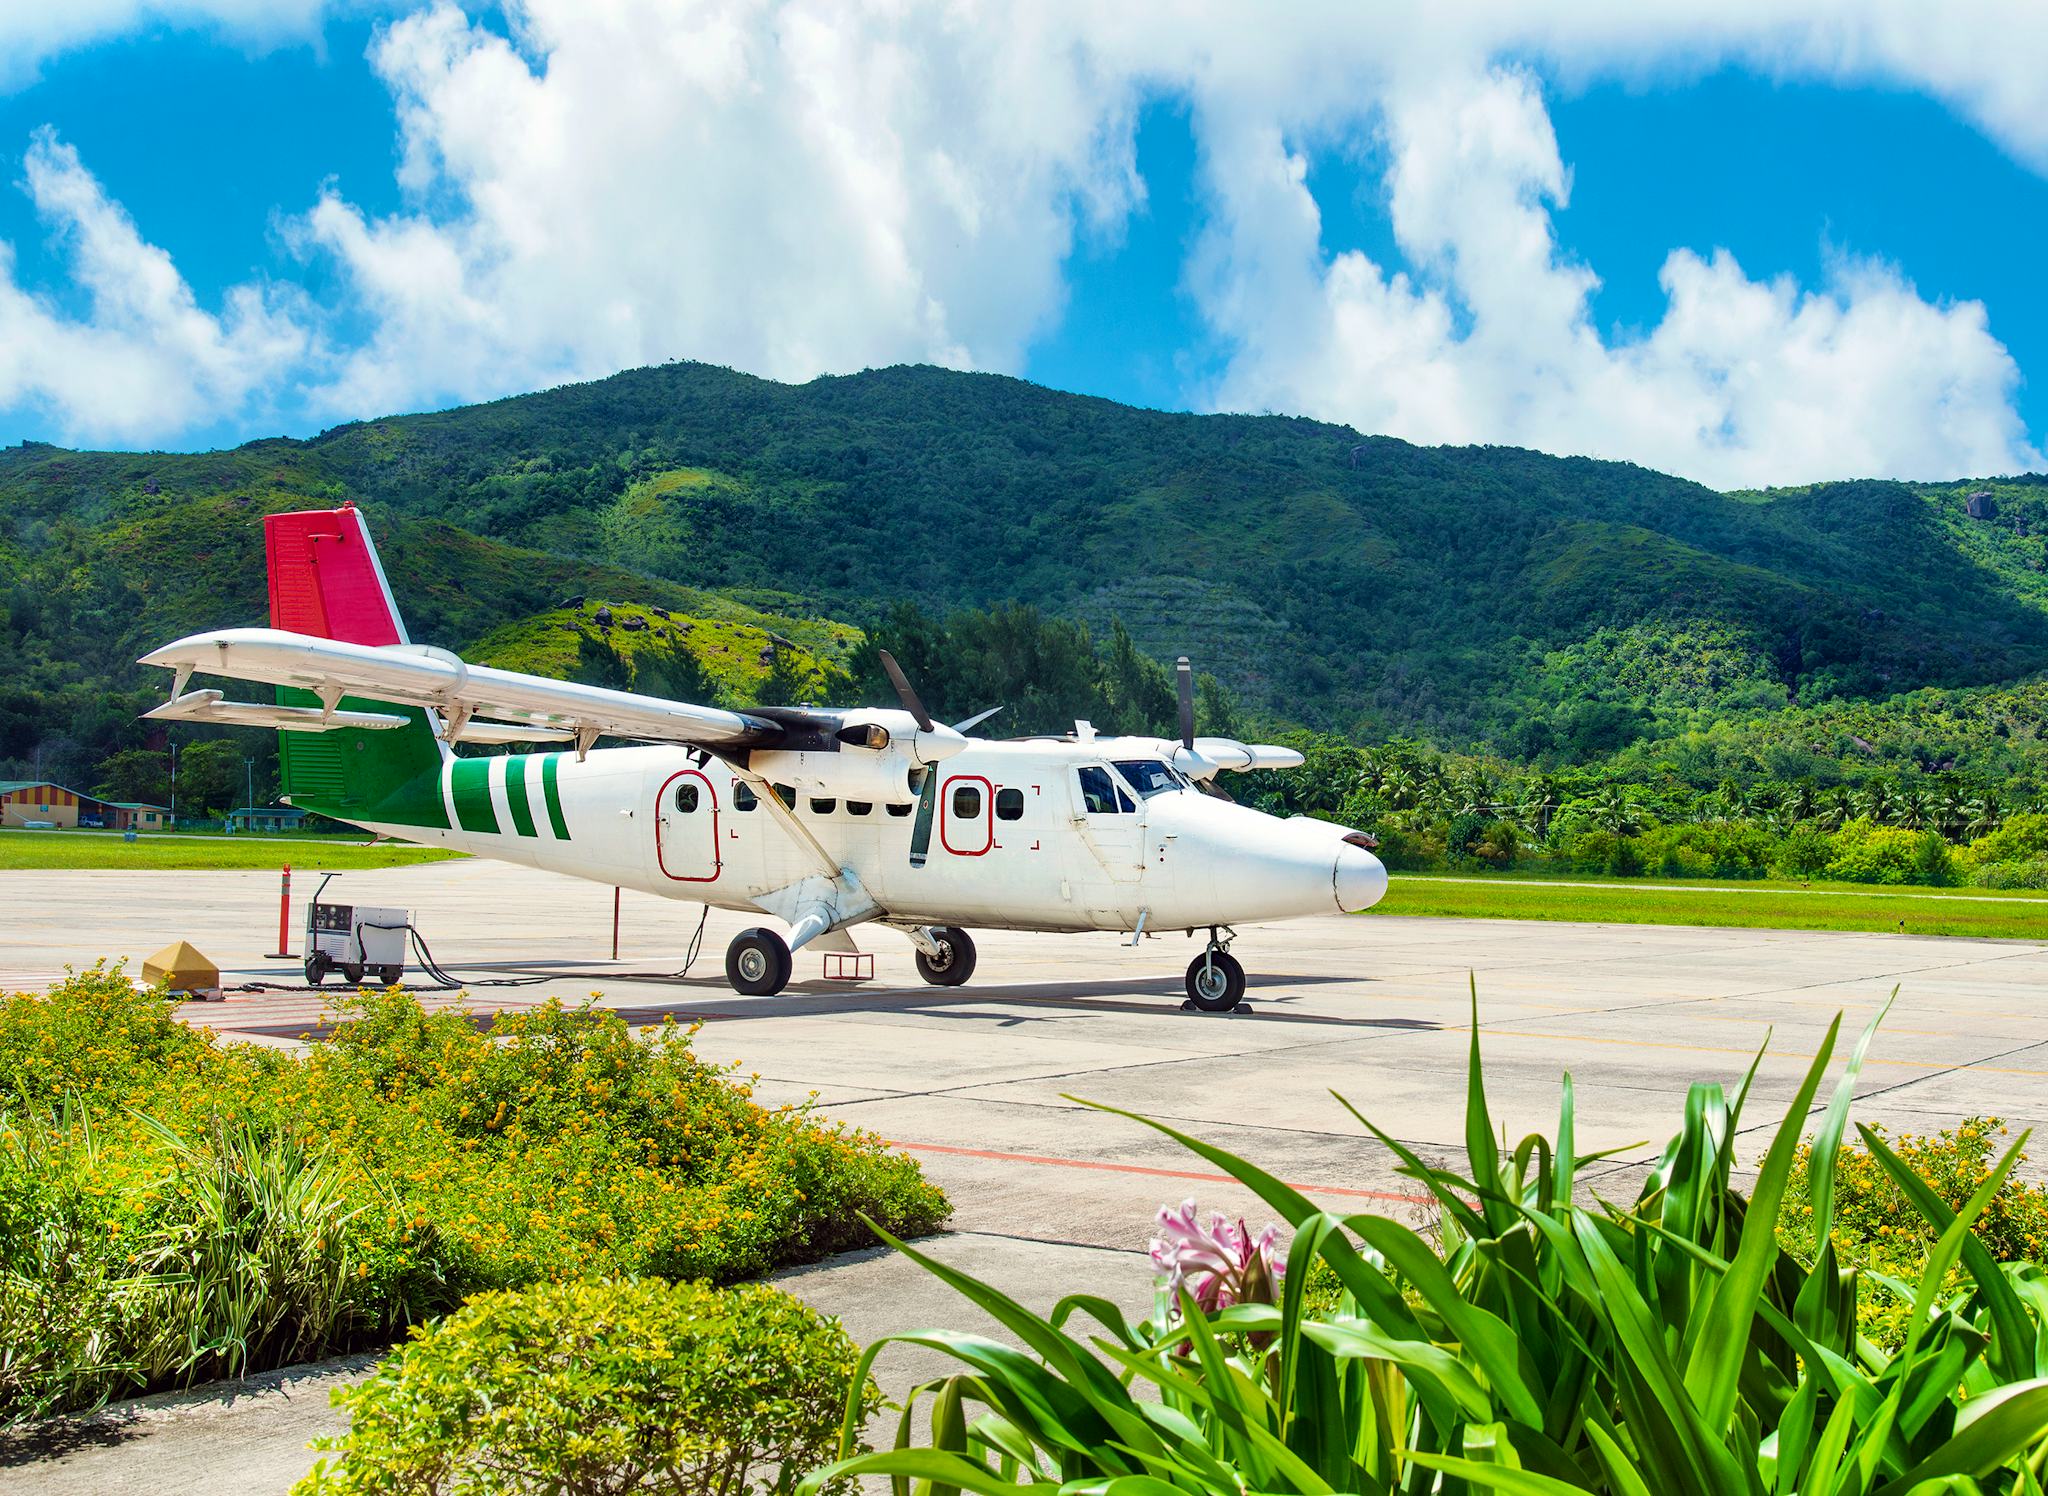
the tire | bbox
[726,927,792,996]
[304,953,331,986]
[377,965,405,988]
[339,962,365,986]
[1184,950,1246,1012]
[914,927,977,987]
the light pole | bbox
[244,757,256,831]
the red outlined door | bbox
[939,774,994,856]
[656,768,721,881]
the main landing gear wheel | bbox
[726,927,792,996]
[1184,949,1246,1012]
[914,927,977,987]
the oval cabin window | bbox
[673,782,700,813]
[995,787,1024,821]
[951,784,982,820]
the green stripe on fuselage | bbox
[504,756,538,838]
[451,758,500,835]
[540,754,569,840]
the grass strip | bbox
[0,830,463,871]
[1370,873,2048,939]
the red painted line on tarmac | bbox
[885,1139,1435,1207]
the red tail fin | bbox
[265,505,409,646]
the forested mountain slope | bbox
[5,359,2048,785]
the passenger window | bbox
[951,784,982,820]
[995,787,1024,821]
[733,782,757,811]
[846,800,872,816]
[774,784,795,809]
[810,797,837,814]
[1077,765,1125,815]
[886,802,912,817]
[673,782,700,813]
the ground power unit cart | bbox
[304,892,409,988]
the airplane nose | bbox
[1332,843,1388,913]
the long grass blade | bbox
[1683,1012,1841,1431]
[1855,1123,2035,1384]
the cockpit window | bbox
[1112,759,1188,798]
[1076,765,1133,815]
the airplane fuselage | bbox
[346,736,1387,937]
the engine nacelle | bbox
[746,747,918,805]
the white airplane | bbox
[139,505,1387,1009]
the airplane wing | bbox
[1190,737,1305,773]
[140,626,781,755]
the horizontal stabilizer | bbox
[143,689,407,733]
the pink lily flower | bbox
[1150,1198,1285,1315]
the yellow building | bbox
[0,780,84,828]
[106,801,174,831]
[0,782,174,830]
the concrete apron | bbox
[6,860,2047,1490]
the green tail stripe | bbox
[540,755,570,840]
[451,758,500,835]
[276,688,449,831]
[504,756,538,839]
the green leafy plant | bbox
[0,967,947,1423]
[1783,1116,2048,1351]
[296,1278,875,1496]
[809,987,2048,1494]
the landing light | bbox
[836,722,891,751]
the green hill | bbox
[6,361,2048,789]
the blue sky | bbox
[1,5,2044,490]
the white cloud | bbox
[0,1,344,92]
[0,129,309,445]
[298,0,1143,418]
[5,0,2048,481]
[1197,65,2042,487]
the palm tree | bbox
[1933,782,1970,841]
[1854,780,1897,825]
[1457,769,1499,819]
[1588,786,1639,836]
[1715,778,1754,823]
[1966,794,2004,840]
[1784,781,1820,824]
[1895,786,1931,831]
[1821,786,1856,831]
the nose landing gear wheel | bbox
[914,927,977,986]
[726,927,793,996]
[1184,949,1246,1012]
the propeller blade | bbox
[877,649,935,733]
[951,704,1004,734]
[1175,655,1195,750]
